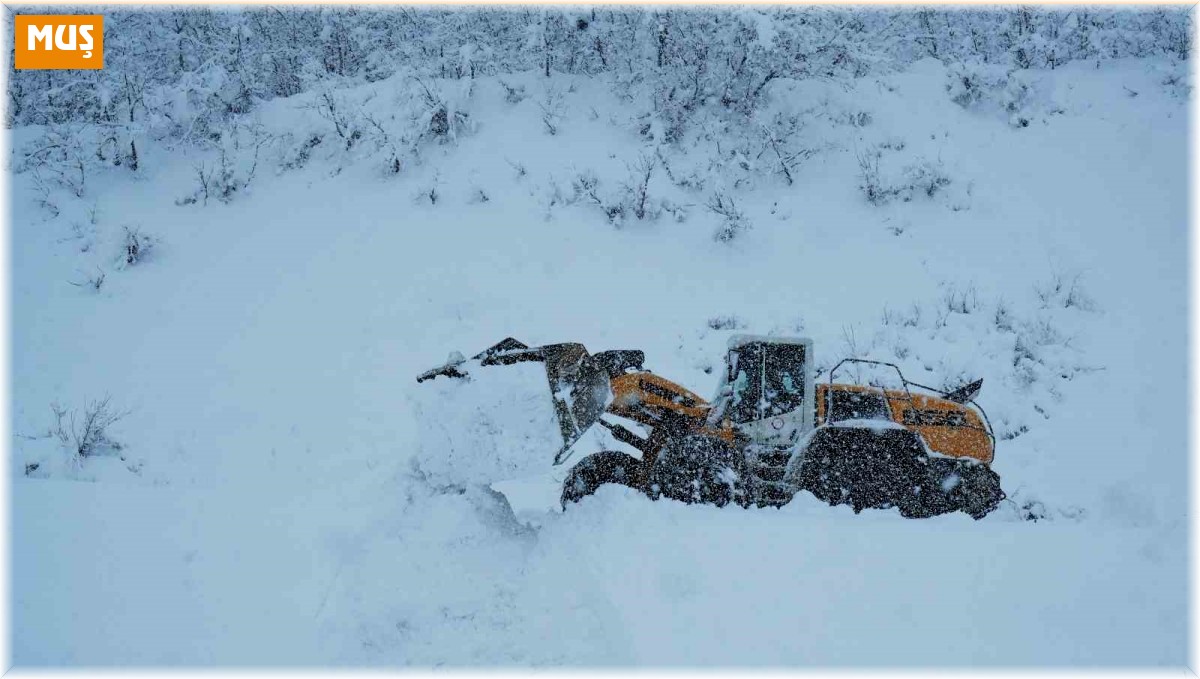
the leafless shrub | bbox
[20,126,88,199]
[707,191,750,243]
[48,396,128,461]
[881,305,898,326]
[572,158,663,226]
[29,168,60,217]
[416,173,441,205]
[61,221,94,252]
[845,111,873,127]
[177,127,273,206]
[942,284,979,314]
[507,158,527,180]
[362,114,404,175]
[499,79,527,104]
[840,325,864,361]
[572,171,625,224]
[538,86,565,136]
[1036,272,1097,311]
[314,91,362,149]
[415,77,470,143]
[856,147,891,206]
[707,315,743,330]
[68,267,106,292]
[120,225,153,267]
[624,153,657,220]
[857,147,954,206]
[660,200,689,222]
[993,298,1015,332]
[540,176,570,214]
[903,159,952,198]
[757,112,814,186]
[279,134,324,173]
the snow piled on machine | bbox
[409,359,564,489]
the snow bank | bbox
[409,360,564,488]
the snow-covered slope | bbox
[11,56,1188,665]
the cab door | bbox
[713,337,815,447]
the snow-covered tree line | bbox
[5,6,1190,214]
[6,6,1191,131]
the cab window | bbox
[827,388,890,423]
[763,343,806,417]
[725,343,763,424]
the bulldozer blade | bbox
[415,337,530,383]
[416,339,613,467]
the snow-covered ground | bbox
[10,55,1188,666]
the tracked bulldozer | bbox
[416,335,1004,519]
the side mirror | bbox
[727,351,738,383]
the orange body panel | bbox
[607,373,735,451]
[815,384,993,463]
[608,372,992,464]
[609,372,711,423]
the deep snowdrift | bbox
[11,56,1188,665]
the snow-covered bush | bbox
[537,86,566,136]
[313,90,365,150]
[68,267,106,293]
[499,80,527,105]
[17,397,147,482]
[942,285,981,315]
[176,124,275,206]
[507,159,528,180]
[569,154,662,226]
[903,160,952,199]
[624,153,657,221]
[279,133,325,173]
[15,125,149,218]
[18,126,95,200]
[946,61,1006,109]
[707,191,750,242]
[415,174,441,206]
[1153,59,1192,99]
[856,146,966,208]
[49,397,127,464]
[117,226,155,268]
[856,146,889,206]
[1035,271,1098,312]
[707,315,744,331]
[414,78,474,144]
[757,111,815,187]
[946,62,1059,128]
[468,185,490,204]
[572,171,625,225]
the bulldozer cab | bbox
[708,335,816,446]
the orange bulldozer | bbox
[417,335,1004,519]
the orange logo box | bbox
[15,15,103,69]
